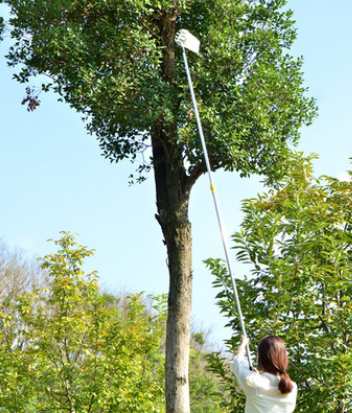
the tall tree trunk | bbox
[163,186,192,413]
[152,6,202,412]
[152,126,193,413]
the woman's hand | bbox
[237,335,250,355]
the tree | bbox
[0,240,49,410]
[0,233,167,413]
[0,1,316,411]
[206,153,352,413]
[0,240,47,298]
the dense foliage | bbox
[206,153,352,413]
[0,235,230,412]
[0,234,166,413]
[189,331,232,413]
[1,0,316,179]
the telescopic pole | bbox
[179,40,253,370]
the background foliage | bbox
[0,233,166,413]
[0,234,228,413]
[206,153,352,413]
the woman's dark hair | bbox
[257,335,293,394]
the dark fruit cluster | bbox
[21,87,40,112]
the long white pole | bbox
[180,42,253,369]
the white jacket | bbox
[230,354,297,413]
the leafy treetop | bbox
[2,0,316,181]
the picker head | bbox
[175,29,200,54]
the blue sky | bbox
[1,0,352,344]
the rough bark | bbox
[152,123,193,413]
[152,6,198,413]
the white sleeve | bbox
[291,382,298,410]
[229,353,258,396]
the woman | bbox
[230,335,297,413]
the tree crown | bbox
[2,0,316,181]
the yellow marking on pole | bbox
[210,183,216,194]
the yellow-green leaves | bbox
[0,233,167,413]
